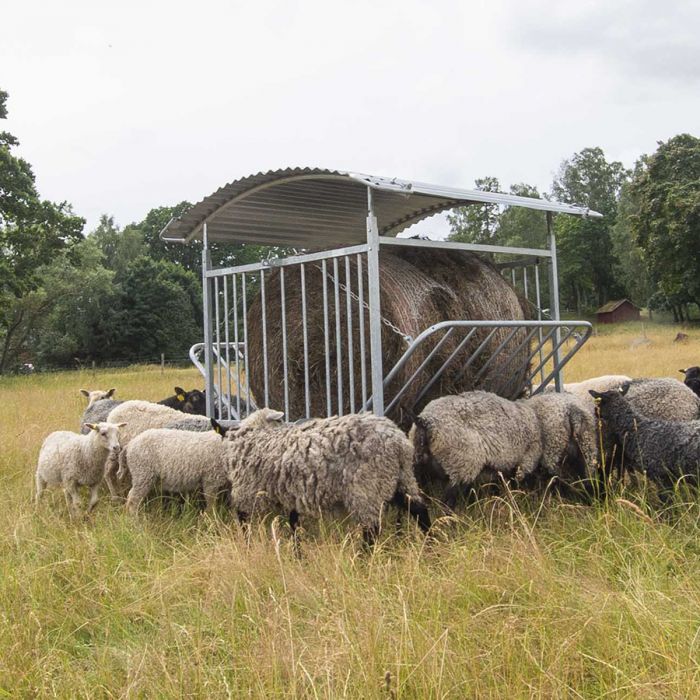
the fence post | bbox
[91,360,96,378]
[161,353,165,374]
[202,222,216,418]
[366,186,384,416]
[547,211,563,391]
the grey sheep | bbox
[224,408,431,544]
[81,388,116,406]
[526,392,599,486]
[411,391,542,508]
[590,383,700,500]
[118,427,229,513]
[164,417,239,435]
[626,378,700,422]
[81,398,123,433]
[36,421,126,514]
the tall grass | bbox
[2,327,700,697]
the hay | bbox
[246,250,530,424]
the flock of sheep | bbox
[35,367,700,542]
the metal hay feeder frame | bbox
[161,168,600,421]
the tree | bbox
[550,147,629,312]
[631,134,700,319]
[91,214,147,277]
[0,89,84,372]
[448,176,501,244]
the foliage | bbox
[551,147,629,312]
[0,89,85,372]
[447,176,501,244]
[631,134,700,317]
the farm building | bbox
[596,299,641,324]
[160,168,601,422]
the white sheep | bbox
[118,427,229,513]
[35,421,126,514]
[103,400,209,497]
[224,408,431,544]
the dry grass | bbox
[2,325,700,697]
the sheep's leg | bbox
[202,484,219,512]
[442,483,466,511]
[362,525,379,547]
[126,477,152,515]
[407,501,431,533]
[87,484,100,512]
[104,459,121,501]
[35,473,45,504]
[63,479,81,515]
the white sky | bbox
[2,0,699,236]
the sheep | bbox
[546,375,632,398]
[590,384,700,501]
[35,421,126,514]
[679,367,700,398]
[527,392,598,478]
[118,426,229,513]
[80,398,124,433]
[80,388,116,406]
[158,387,207,415]
[224,408,431,544]
[102,401,210,497]
[625,378,700,422]
[411,391,542,508]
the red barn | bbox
[596,299,641,324]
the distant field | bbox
[2,323,700,697]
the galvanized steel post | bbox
[201,223,216,417]
[366,187,384,415]
[547,211,563,391]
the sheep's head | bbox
[589,382,630,418]
[80,388,116,406]
[84,421,126,454]
[174,387,207,415]
[228,408,285,438]
[680,367,700,380]
[211,418,235,437]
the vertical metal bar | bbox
[333,257,344,415]
[523,267,529,301]
[534,263,545,385]
[300,264,311,419]
[366,187,384,416]
[345,256,355,413]
[242,271,250,413]
[233,274,241,419]
[547,211,562,391]
[322,259,332,416]
[357,254,367,410]
[214,275,223,420]
[201,223,215,418]
[511,269,516,286]
[260,269,269,407]
[280,267,289,419]
[223,275,232,420]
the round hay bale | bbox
[246,250,530,424]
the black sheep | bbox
[679,367,700,398]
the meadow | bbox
[2,322,700,698]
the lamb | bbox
[224,408,431,543]
[590,384,700,500]
[679,367,700,398]
[526,392,599,484]
[80,388,116,406]
[35,421,126,514]
[102,400,210,496]
[411,391,542,507]
[118,425,229,513]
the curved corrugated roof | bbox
[160,167,602,248]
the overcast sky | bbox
[3,0,699,236]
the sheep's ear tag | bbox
[593,397,601,406]
[177,394,186,402]
[214,424,221,435]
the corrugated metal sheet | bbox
[160,167,602,247]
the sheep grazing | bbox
[625,378,700,422]
[590,384,700,500]
[102,401,209,497]
[119,426,229,513]
[164,417,237,435]
[526,392,599,485]
[158,387,207,415]
[35,421,126,514]
[224,408,431,544]
[411,391,542,508]
[680,367,700,398]
[81,388,116,406]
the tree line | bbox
[1,88,699,372]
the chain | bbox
[312,263,413,345]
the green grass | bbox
[2,337,700,697]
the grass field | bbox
[2,322,700,698]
